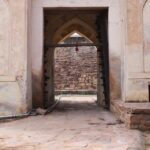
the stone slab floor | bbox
[0,95,146,150]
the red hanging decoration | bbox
[75,43,79,52]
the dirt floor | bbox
[0,95,146,150]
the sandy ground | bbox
[0,95,146,150]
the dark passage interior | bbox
[43,9,110,110]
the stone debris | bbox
[36,108,47,115]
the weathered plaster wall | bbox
[0,0,31,116]
[0,0,9,76]
[144,0,150,72]
[126,0,150,102]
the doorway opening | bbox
[54,32,98,109]
[54,32,97,95]
[43,9,110,110]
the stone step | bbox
[111,100,150,131]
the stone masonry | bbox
[54,37,97,93]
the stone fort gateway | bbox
[0,0,150,130]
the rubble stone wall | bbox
[54,45,97,92]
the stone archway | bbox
[52,18,97,44]
[31,1,124,109]
[44,12,99,107]
[43,10,110,108]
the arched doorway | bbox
[54,32,97,92]
[39,9,110,109]
[54,32,98,105]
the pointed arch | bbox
[59,30,93,44]
[52,17,97,44]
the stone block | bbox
[111,100,150,131]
